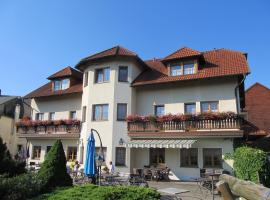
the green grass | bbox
[32,184,160,200]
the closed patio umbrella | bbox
[84,132,96,177]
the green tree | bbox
[37,140,72,191]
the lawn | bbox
[33,184,161,200]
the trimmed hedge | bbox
[33,184,161,200]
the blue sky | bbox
[0,0,270,96]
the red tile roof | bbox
[163,47,201,61]
[132,48,250,86]
[244,83,270,134]
[47,66,82,80]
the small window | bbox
[82,106,87,122]
[67,147,77,162]
[61,79,70,90]
[115,147,126,166]
[203,148,222,168]
[183,62,195,75]
[118,66,128,82]
[185,103,196,114]
[95,67,110,83]
[170,65,182,76]
[117,103,127,121]
[201,101,219,113]
[36,113,44,121]
[70,111,76,120]
[54,80,61,91]
[93,104,109,121]
[154,105,164,117]
[84,72,89,87]
[46,146,52,154]
[32,146,41,159]
[49,112,55,120]
[180,148,198,167]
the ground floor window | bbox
[203,148,222,168]
[180,148,198,167]
[115,147,126,166]
[32,146,41,159]
[46,146,52,154]
[150,148,165,165]
[67,147,77,162]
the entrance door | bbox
[149,148,165,165]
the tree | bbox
[37,140,72,191]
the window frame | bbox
[203,148,222,168]
[67,146,78,162]
[92,104,109,121]
[201,101,219,113]
[115,147,126,166]
[118,66,128,82]
[180,148,198,168]
[49,112,55,120]
[95,67,110,83]
[32,146,41,160]
[117,103,127,121]
[154,105,165,117]
[35,113,44,121]
[184,103,196,114]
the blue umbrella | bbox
[84,132,96,176]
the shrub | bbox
[34,184,161,200]
[225,146,267,183]
[0,173,43,200]
[37,139,72,192]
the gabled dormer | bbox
[162,47,203,76]
[47,66,83,92]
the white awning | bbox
[125,139,196,148]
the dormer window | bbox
[170,65,182,76]
[169,61,196,76]
[183,62,195,75]
[53,78,70,91]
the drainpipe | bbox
[235,74,246,114]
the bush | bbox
[37,139,72,192]
[0,173,43,200]
[225,146,267,183]
[34,184,161,200]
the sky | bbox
[0,0,270,96]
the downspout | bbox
[235,74,246,114]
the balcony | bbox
[127,113,244,138]
[16,119,81,139]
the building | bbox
[18,46,250,180]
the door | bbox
[149,148,165,165]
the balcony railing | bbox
[127,117,243,132]
[16,119,81,134]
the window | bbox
[46,146,52,154]
[170,65,182,76]
[118,66,128,82]
[32,146,41,159]
[82,106,87,122]
[201,101,219,113]
[70,111,76,119]
[84,72,89,87]
[185,103,196,114]
[49,112,55,120]
[95,67,110,83]
[54,80,61,91]
[154,105,164,117]
[203,148,222,168]
[95,147,107,161]
[35,113,44,121]
[150,148,165,165]
[93,104,109,121]
[117,103,127,121]
[183,62,195,75]
[61,79,70,90]
[115,147,126,166]
[67,147,77,162]
[180,148,198,167]
[17,144,23,152]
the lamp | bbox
[119,138,124,146]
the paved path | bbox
[148,181,221,200]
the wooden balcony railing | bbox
[16,120,81,134]
[127,118,243,132]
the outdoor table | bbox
[207,173,221,200]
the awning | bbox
[125,139,196,149]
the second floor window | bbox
[53,79,70,91]
[170,65,182,76]
[201,101,219,113]
[117,103,127,121]
[70,111,76,119]
[118,66,128,82]
[93,104,109,121]
[54,80,61,91]
[84,71,89,87]
[36,113,44,121]
[185,103,196,114]
[155,105,165,117]
[183,62,195,75]
[82,106,87,122]
[95,67,110,83]
[49,112,55,120]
